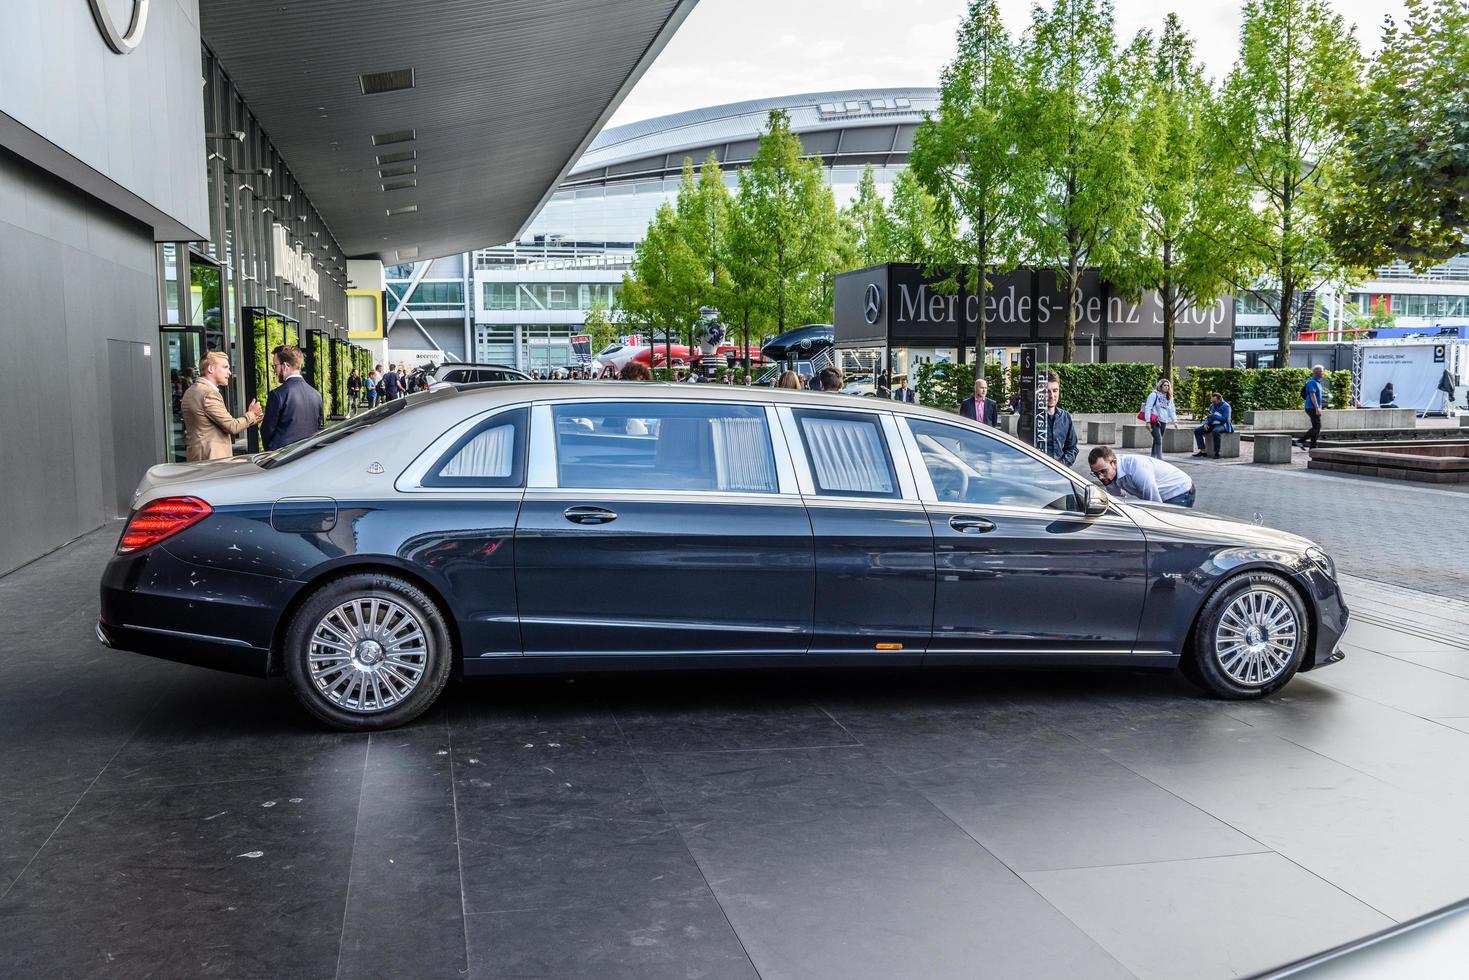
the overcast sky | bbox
[608,0,1399,127]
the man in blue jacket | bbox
[1192,392,1234,458]
[1041,371,1078,466]
[262,345,324,450]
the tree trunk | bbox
[1064,243,1080,363]
[955,271,967,366]
[742,309,750,373]
[1161,241,1175,382]
[1276,276,1294,366]
[974,220,988,369]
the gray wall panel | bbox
[0,150,161,576]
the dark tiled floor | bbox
[3,523,1469,978]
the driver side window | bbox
[907,419,1077,511]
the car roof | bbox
[437,363,523,372]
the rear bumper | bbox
[99,545,298,677]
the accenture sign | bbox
[271,223,320,302]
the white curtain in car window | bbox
[440,424,514,478]
[710,416,776,492]
[802,417,892,493]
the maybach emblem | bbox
[88,0,149,54]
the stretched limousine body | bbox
[99,383,1347,730]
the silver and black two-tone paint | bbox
[99,383,1348,730]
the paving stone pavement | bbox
[1074,443,1469,600]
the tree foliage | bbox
[1017,0,1143,363]
[1110,14,1251,379]
[910,0,1029,365]
[1219,0,1361,363]
[844,165,898,267]
[1324,0,1469,270]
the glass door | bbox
[159,327,205,463]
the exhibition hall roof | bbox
[199,0,698,264]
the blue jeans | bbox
[1194,424,1221,455]
[1149,421,1166,458]
[1164,487,1196,508]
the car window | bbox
[792,409,899,498]
[907,418,1077,511]
[423,408,527,487]
[551,402,778,492]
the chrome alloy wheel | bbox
[308,598,428,713]
[1213,588,1299,686]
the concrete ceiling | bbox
[199,0,697,264]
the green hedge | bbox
[917,361,1166,415]
[1182,368,1355,416]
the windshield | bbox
[259,386,459,468]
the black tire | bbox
[284,572,453,731]
[1184,571,1309,700]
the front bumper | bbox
[99,544,299,677]
[1298,566,1349,671]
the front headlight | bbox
[1305,547,1336,580]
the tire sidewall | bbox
[1191,571,1309,700]
[285,572,453,731]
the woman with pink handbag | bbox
[1141,380,1177,459]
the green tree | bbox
[620,200,703,365]
[1219,0,1361,364]
[1323,0,1469,270]
[845,164,897,267]
[909,0,1029,366]
[581,297,620,355]
[735,109,846,333]
[1111,15,1250,380]
[674,153,732,325]
[886,168,941,264]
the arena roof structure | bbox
[563,88,940,186]
[198,0,699,264]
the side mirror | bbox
[1083,484,1110,517]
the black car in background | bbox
[99,383,1347,730]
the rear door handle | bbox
[948,516,995,534]
[564,506,617,525]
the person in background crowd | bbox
[1378,381,1397,408]
[1296,365,1325,450]
[182,351,262,462]
[819,367,844,392]
[261,345,323,450]
[347,370,362,413]
[893,377,916,404]
[1192,392,1233,458]
[1089,445,1196,508]
[1041,370,1078,465]
[1141,379,1177,459]
[776,370,802,390]
[366,366,380,409]
[619,361,653,382]
[381,364,402,400]
[960,377,996,422]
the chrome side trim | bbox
[519,489,805,507]
[518,616,806,634]
[799,496,929,513]
[119,623,257,649]
[925,647,1167,656]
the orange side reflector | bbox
[875,643,903,651]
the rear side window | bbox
[551,402,778,492]
[423,408,527,487]
[793,409,898,498]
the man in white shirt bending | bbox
[1087,445,1196,508]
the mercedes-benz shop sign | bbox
[834,263,1235,366]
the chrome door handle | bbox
[564,506,617,525]
[948,516,995,534]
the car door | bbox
[779,406,933,661]
[897,416,1149,658]
[514,398,814,657]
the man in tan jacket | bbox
[182,351,263,462]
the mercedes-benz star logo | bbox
[88,0,149,55]
[863,283,882,324]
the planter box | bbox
[1253,434,1292,463]
[1242,409,1418,431]
[1086,421,1117,444]
[1122,424,1150,449]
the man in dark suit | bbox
[262,345,324,450]
[959,377,998,424]
[893,377,916,403]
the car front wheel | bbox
[1186,571,1309,699]
[284,573,452,730]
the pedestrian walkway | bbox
[3,525,1469,979]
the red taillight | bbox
[117,496,213,554]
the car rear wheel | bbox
[284,573,452,731]
[1185,572,1308,700]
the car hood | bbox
[1119,499,1317,551]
